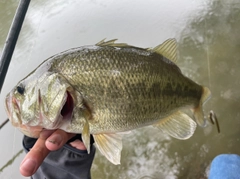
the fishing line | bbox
[204,19,220,133]
[10,127,17,173]
[204,19,211,91]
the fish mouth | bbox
[60,91,74,120]
[50,91,74,129]
[5,94,11,118]
[5,93,22,126]
[5,90,74,133]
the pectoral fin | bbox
[93,133,123,165]
[82,121,90,153]
[154,111,197,140]
[81,107,92,153]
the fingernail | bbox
[47,134,62,146]
[20,159,37,175]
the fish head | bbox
[5,71,76,138]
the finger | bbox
[19,130,55,177]
[69,139,87,150]
[45,129,76,151]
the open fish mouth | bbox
[60,91,74,121]
[5,90,74,134]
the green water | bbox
[0,0,240,178]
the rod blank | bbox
[0,0,31,93]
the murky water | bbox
[0,0,240,178]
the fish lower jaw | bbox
[19,125,43,138]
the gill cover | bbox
[37,72,74,125]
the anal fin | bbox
[154,111,197,140]
[93,133,123,165]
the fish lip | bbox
[5,93,17,120]
[5,94,11,118]
[5,92,23,127]
[12,97,21,113]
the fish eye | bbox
[16,85,25,95]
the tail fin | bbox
[193,87,211,127]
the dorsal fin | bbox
[96,39,132,48]
[152,38,178,63]
[96,38,177,63]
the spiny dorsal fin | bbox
[93,133,123,165]
[152,38,178,63]
[154,111,197,140]
[96,39,133,48]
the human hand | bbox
[20,129,86,177]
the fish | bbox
[5,39,211,164]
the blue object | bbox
[209,154,240,179]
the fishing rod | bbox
[0,0,31,129]
[0,0,31,93]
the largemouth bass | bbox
[5,39,211,164]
